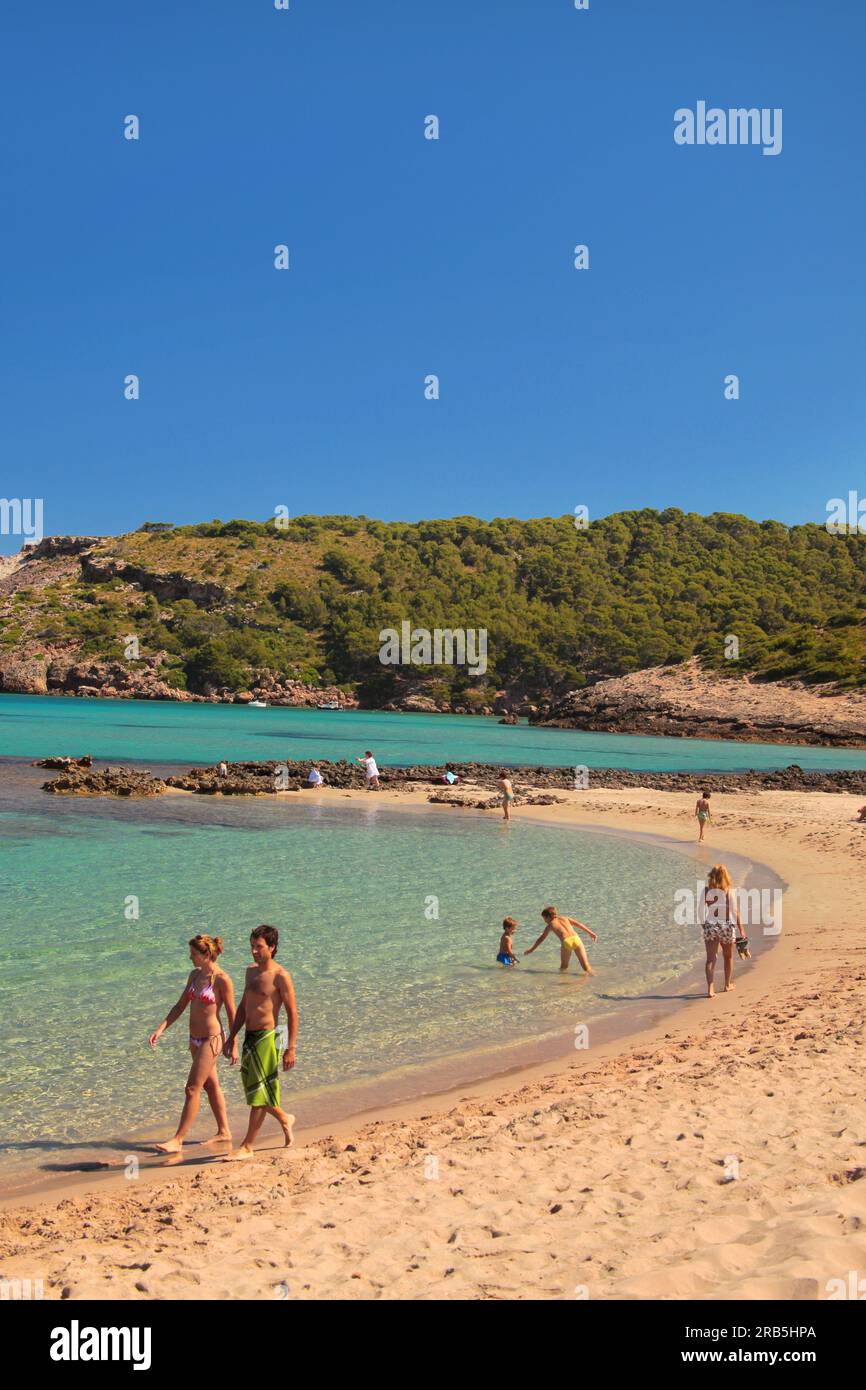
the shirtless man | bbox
[525,905,597,974]
[223,925,298,1159]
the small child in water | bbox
[496,917,519,967]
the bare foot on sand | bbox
[724,983,736,992]
[201,1133,232,1147]
[280,1114,296,1148]
[154,1138,183,1154]
[225,1146,255,1162]
[707,986,715,998]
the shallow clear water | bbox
[0,784,706,1179]
[1,692,865,769]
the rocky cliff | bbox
[531,659,866,747]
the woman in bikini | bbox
[148,933,238,1153]
[700,864,749,998]
[695,790,712,842]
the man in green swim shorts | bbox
[223,925,297,1159]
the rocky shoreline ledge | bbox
[34,757,866,798]
[530,660,866,748]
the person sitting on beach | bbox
[357,750,380,790]
[222,925,297,1160]
[497,772,515,821]
[525,906,597,974]
[700,864,749,998]
[496,917,519,967]
[306,765,323,787]
[148,934,237,1154]
[857,805,866,823]
[695,790,712,842]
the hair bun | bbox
[213,936,224,957]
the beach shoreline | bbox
[2,784,864,1299]
[0,802,779,1210]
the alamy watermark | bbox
[826,492,866,535]
[674,102,782,157]
[379,621,488,677]
[0,497,43,545]
[0,1277,44,1300]
[674,882,782,935]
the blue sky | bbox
[1,0,864,552]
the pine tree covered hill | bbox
[2,509,865,700]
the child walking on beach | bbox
[525,906,597,974]
[496,918,519,966]
[695,790,712,842]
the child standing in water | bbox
[525,906,597,974]
[496,918,519,966]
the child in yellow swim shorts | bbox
[525,906,598,974]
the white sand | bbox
[2,786,865,1300]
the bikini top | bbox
[187,973,218,1005]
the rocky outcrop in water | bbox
[428,791,566,808]
[531,659,866,748]
[33,755,93,770]
[37,755,866,798]
[42,767,167,796]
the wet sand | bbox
[1,785,864,1299]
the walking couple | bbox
[149,924,297,1160]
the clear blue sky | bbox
[1,0,864,552]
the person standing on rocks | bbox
[357,751,380,790]
[695,790,712,842]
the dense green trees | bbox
[7,511,865,695]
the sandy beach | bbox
[2,784,865,1301]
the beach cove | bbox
[1,754,777,1200]
[1,769,865,1299]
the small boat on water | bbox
[248,699,269,708]
[316,701,341,711]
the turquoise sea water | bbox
[0,771,721,1187]
[1,692,866,769]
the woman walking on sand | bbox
[700,865,749,998]
[695,790,712,842]
[148,933,238,1153]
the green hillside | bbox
[3,510,866,700]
